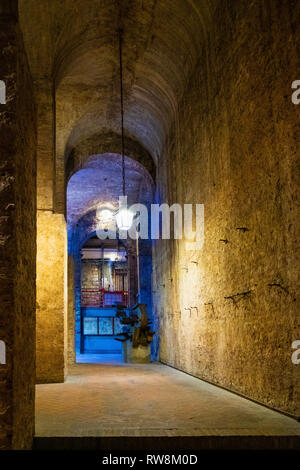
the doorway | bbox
[78,237,129,363]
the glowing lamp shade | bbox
[110,252,118,262]
[101,209,113,221]
[97,208,114,230]
[116,207,134,230]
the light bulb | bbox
[101,209,112,220]
[116,207,134,230]
[97,207,113,230]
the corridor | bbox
[35,363,300,450]
[0,0,299,451]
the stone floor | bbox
[35,362,300,445]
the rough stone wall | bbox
[36,80,55,211]
[0,8,36,449]
[33,58,69,383]
[139,239,153,319]
[36,212,67,383]
[153,0,300,418]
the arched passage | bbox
[66,152,154,364]
[0,0,298,450]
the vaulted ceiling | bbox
[19,0,216,227]
[19,0,216,163]
[67,153,153,226]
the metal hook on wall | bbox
[184,307,192,317]
[191,306,199,316]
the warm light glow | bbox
[97,208,114,230]
[116,207,134,231]
[101,209,113,220]
[110,252,118,262]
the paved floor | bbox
[35,362,300,439]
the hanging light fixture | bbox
[109,252,118,262]
[115,27,134,231]
[97,207,114,230]
[116,205,134,231]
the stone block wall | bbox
[153,0,300,418]
[36,211,67,383]
[0,7,36,449]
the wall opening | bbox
[66,154,155,365]
[77,237,129,363]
